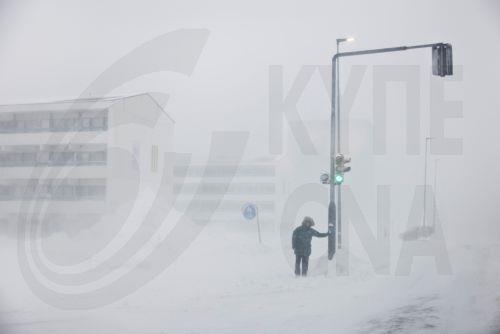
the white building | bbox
[172,157,282,225]
[0,93,174,235]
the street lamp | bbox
[337,37,355,44]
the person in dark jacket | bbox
[292,216,329,276]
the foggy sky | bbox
[1,0,500,246]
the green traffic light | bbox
[334,174,344,184]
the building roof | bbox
[0,93,174,123]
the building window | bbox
[0,144,107,167]
[89,151,106,164]
[0,178,106,201]
[0,185,12,199]
[0,110,108,134]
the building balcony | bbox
[0,165,107,180]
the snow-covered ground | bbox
[1,213,499,334]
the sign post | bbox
[242,203,261,244]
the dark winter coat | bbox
[292,225,328,256]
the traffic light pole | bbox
[336,41,342,251]
[328,55,337,259]
[329,42,452,260]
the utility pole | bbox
[328,42,453,260]
[432,158,440,227]
[422,137,433,228]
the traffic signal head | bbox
[334,174,344,184]
[335,154,343,165]
[320,173,330,184]
[432,43,453,77]
[334,153,351,184]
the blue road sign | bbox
[242,203,257,220]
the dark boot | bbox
[295,255,301,276]
[301,256,309,276]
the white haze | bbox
[1,0,500,333]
